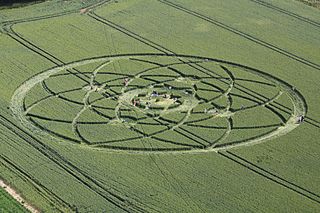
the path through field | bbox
[0,179,39,213]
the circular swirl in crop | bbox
[11,54,306,153]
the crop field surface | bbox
[0,0,319,212]
[0,187,29,213]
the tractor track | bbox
[10,53,305,153]
[218,151,320,204]
[0,114,150,212]
[1,0,318,210]
[157,0,320,71]
[0,156,68,212]
[247,0,320,28]
[6,27,91,84]
[0,0,112,30]
[85,8,320,204]
[87,12,320,130]
[8,11,307,151]
[130,110,204,212]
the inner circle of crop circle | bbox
[10,53,306,154]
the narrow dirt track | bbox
[0,179,39,213]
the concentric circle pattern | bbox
[11,54,306,153]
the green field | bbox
[0,0,320,212]
[0,187,29,213]
[298,0,320,8]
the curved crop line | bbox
[179,126,211,145]
[198,80,225,92]
[142,76,176,85]
[233,124,281,129]
[27,113,73,124]
[90,60,112,84]
[27,85,85,112]
[25,95,53,114]
[130,58,185,77]
[71,93,92,144]
[265,105,287,124]
[196,88,221,93]
[94,143,193,152]
[233,90,283,112]
[41,81,85,106]
[90,7,318,131]
[0,0,112,28]
[233,88,288,124]
[220,65,235,94]
[173,128,206,147]
[87,10,318,129]
[225,94,233,112]
[27,113,115,125]
[0,115,144,213]
[157,0,320,71]
[11,54,307,154]
[187,123,281,130]
[1,0,310,155]
[131,126,167,139]
[235,78,276,87]
[90,135,145,146]
[185,124,226,129]
[140,74,179,78]
[151,135,202,149]
[42,70,120,125]
[197,73,233,105]
[188,62,293,121]
[137,121,169,126]
[87,89,119,105]
[28,117,81,144]
[215,127,278,149]
[184,114,215,125]
[206,117,233,149]
[195,63,308,127]
[89,108,114,120]
[229,92,269,110]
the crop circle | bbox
[11,54,306,153]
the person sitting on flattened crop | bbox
[151,91,158,97]
[145,102,150,109]
[136,99,141,107]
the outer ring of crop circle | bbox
[10,53,307,154]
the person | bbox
[136,99,140,107]
[151,91,158,97]
[297,115,305,124]
[124,78,129,86]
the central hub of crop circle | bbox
[11,54,306,154]
[118,83,199,119]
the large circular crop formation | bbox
[11,54,306,154]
